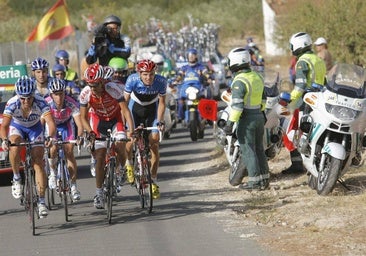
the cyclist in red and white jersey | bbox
[79,63,133,209]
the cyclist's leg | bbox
[8,127,23,199]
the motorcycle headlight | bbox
[325,104,360,121]
[185,87,199,100]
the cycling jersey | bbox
[3,94,51,127]
[79,81,125,121]
[44,94,80,125]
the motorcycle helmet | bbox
[151,54,165,65]
[136,59,156,73]
[48,77,66,93]
[55,50,69,64]
[52,64,66,77]
[103,15,122,26]
[227,47,250,72]
[108,57,128,72]
[187,48,198,65]
[84,63,105,83]
[289,32,312,56]
[15,76,35,96]
[31,57,49,71]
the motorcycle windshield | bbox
[326,63,366,98]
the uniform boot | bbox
[282,150,305,174]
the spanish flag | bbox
[26,0,74,42]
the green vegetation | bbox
[2,0,366,65]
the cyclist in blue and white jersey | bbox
[0,76,56,218]
[124,59,167,199]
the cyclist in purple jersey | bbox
[44,78,84,201]
[124,59,166,199]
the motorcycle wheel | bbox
[316,153,342,195]
[189,111,198,141]
[229,146,247,186]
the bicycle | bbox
[92,129,129,223]
[10,140,45,236]
[47,132,78,222]
[132,124,161,214]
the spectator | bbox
[314,37,333,73]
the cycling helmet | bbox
[48,77,66,93]
[84,63,105,83]
[187,48,198,55]
[31,57,49,71]
[103,66,114,80]
[55,50,69,63]
[15,76,35,96]
[108,57,128,71]
[103,15,122,26]
[136,59,156,72]
[289,32,312,56]
[227,47,250,72]
[151,54,165,65]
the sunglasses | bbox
[20,96,33,101]
[89,82,102,88]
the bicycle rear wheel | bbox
[106,159,115,224]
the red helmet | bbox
[84,63,105,83]
[136,59,156,72]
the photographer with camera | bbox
[85,15,131,66]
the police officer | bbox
[283,32,326,174]
[85,14,131,66]
[223,48,269,190]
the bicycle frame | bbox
[11,140,44,236]
[133,124,158,213]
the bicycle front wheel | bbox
[59,161,69,222]
[141,160,153,213]
[25,168,36,235]
[106,159,116,224]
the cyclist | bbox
[44,78,84,201]
[85,14,131,66]
[51,63,80,101]
[79,63,134,209]
[0,76,56,217]
[54,49,79,83]
[124,59,167,199]
[31,57,51,97]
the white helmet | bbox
[227,47,250,72]
[151,54,165,65]
[289,32,312,56]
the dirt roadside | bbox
[191,138,366,256]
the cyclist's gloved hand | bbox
[1,139,9,151]
[45,136,55,148]
[157,121,165,132]
[77,136,85,146]
[87,131,96,141]
[223,121,234,136]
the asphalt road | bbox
[0,125,275,256]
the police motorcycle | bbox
[287,63,366,195]
[216,71,291,186]
[179,71,206,141]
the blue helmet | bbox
[15,76,35,96]
[55,50,69,62]
[48,77,66,93]
[187,48,198,55]
[31,57,49,71]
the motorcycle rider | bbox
[85,14,131,66]
[223,48,269,190]
[283,32,326,175]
